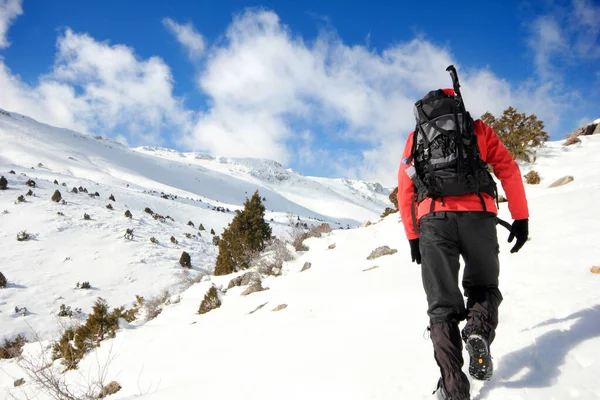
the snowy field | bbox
[1,110,600,399]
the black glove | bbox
[508,219,528,253]
[409,238,421,264]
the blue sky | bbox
[0,0,598,185]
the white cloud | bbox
[0,6,577,186]
[163,18,205,60]
[528,0,600,79]
[0,0,22,49]
[0,28,191,145]
[179,9,566,185]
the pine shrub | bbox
[0,335,26,359]
[144,207,154,215]
[25,179,35,188]
[106,204,113,210]
[0,271,6,288]
[58,304,73,317]
[199,223,205,231]
[198,286,221,314]
[26,189,33,196]
[0,176,7,190]
[210,228,215,235]
[124,209,132,218]
[51,190,62,202]
[524,170,541,185]
[481,108,548,163]
[57,211,64,216]
[76,281,91,289]
[214,190,272,275]
[389,187,398,210]
[212,235,220,246]
[16,195,25,203]
[109,194,115,201]
[124,229,134,240]
[170,236,178,244]
[9,170,15,174]
[62,182,66,186]
[54,179,59,185]
[16,231,30,241]
[71,187,78,193]
[187,221,195,228]
[150,237,159,244]
[52,298,120,369]
[179,251,191,268]
[83,213,91,220]
[381,207,397,218]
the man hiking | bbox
[397,66,529,399]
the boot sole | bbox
[466,334,493,381]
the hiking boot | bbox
[433,378,470,400]
[465,334,493,380]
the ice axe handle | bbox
[446,65,462,98]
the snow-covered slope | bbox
[0,110,390,228]
[1,110,600,400]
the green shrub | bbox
[17,231,30,241]
[179,251,191,268]
[76,281,91,289]
[214,190,272,275]
[524,170,541,185]
[198,286,221,314]
[52,298,120,369]
[0,335,27,359]
[51,190,62,202]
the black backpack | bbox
[407,65,497,214]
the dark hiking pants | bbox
[419,211,503,398]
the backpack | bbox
[406,66,497,214]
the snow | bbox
[1,109,600,399]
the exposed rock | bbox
[272,304,288,312]
[241,281,267,296]
[548,176,574,188]
[328,243,336,250]
[591,266,600,274]
[582,123,597,136]
[249,302,268,314]
[367,246,398,260]
[563,135,581,146]
[361,221,372,228]
[13,378,25,387]
[227,271,261,289]
[594,124,600,135]
[363,266,380,272]
[241,271,261,286]
[98,381,121,398]
[301,262,312,272]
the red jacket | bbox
[397,119,529,240]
